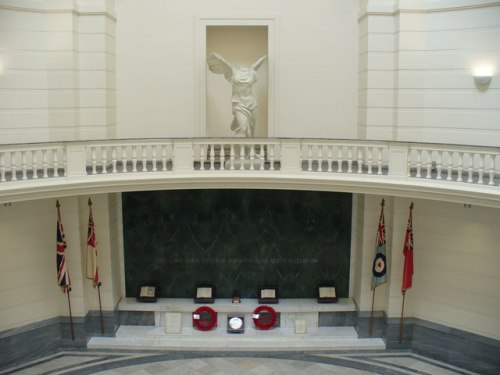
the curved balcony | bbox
[1,138,499,207]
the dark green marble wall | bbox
[122,190,352,299]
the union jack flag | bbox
[56,200,71,292]
[86,199,100,287]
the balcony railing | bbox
[1,138,498,204]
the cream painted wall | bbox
[0,194,121,332]
[3,0,498,145]
[1,0,499,343]
[0,198,61,331]
[1,192,499,342]
[359,0,500,146]
[116,0,359,139]
[355,195,500,341]
[403,198,500,340]
[0,196,88,331]
[0,0,116,144]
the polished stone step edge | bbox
[87,325,386,351]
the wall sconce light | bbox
[474,65,493,87]
[474,75,492,86]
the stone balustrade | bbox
[1,138,499,206]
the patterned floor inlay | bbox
[1,350,481,375]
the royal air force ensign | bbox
[372,252,387,277]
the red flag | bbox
[402,202,414,292]
[56,200,71,292]
[86,199,100,287]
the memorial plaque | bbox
[123,190,352,299]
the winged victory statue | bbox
[207,52,267,137]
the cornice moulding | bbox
[358,0,500,20]
[0,0,116,20]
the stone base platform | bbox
[87,325,385,351]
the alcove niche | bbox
[197,17,276,137]
[206,26,268,137]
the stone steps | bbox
[87,325,385,351]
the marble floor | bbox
[2,350,480,375]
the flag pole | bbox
[399,289,406,343]
[369,198,385,336]
[66,287,75,341]
[369,287,375,336]
[400,202,414,344]
[57,200,75,341]
[88,198,104,335]
[97,282,104,334]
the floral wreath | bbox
[192,306,217,331]
[252,305,277,330]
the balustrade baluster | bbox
[307,145,313,172]
[152,146,158,172]
[102,146,108,174]
[327,145,333,172]
[230,145,235,170]
[239,145,245,169]
[0,153,5,182]
[53,150,59,177]
[407,156,412,177]
[357,148,363,174]
[132,146,138,173]
[63,150,67,177]
[32,151,39,179]
[317,146,323,172]
[488,155,495,186]
[416,151,422,178]
[446,152,453,181]
[259,144,265,170]
[478,154,484,184]
[10,152,17,181]
[210,144,215,170]
[142,146,148,172]
[457,152,463,182]
[43,150,49,178]
[90,147,97,174]
[200,145,205,170]
[162,145,168,171]
[467,153,473,183]
[269,145,275,171]
[112,147,117,173]
[337,147,343,173]
[367,147,373,174]
[377,147,383,175]
[122,146,128,173]
[426,151,432,179]
[251,145,257,170]
[347,148,353,173]
[220,144,226,170]
[436,152,442,180]
[21,151,28,180]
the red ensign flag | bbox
[402,203,414,292]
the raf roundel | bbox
[372,253,387,277]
